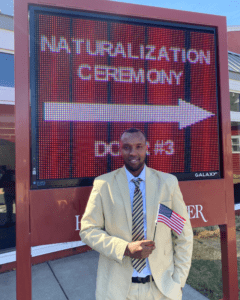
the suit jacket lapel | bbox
[116,167,132,234]
[146,166,159,241]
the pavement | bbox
[0,250,208,300]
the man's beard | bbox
[124,160,145,173]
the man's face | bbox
[120,132,147,176]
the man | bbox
[80,128,193,300]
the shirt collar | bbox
[124,165,146,184]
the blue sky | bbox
[1,0,240,26]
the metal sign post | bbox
[15,0,32,298]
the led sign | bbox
[30,6,220,188]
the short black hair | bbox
[120,128,146,142]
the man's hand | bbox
[124,240,155,259]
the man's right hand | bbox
[124,240,155,259]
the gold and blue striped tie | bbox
[132,178,146,272]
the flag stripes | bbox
[157,204,186,235]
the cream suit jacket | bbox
[80,166,193,300]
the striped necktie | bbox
[132,178,146,273]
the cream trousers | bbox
[126,280,182,300]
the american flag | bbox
[157,204,186,235]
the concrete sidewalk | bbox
[0,250,208,300]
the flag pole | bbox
[153,203,160,241]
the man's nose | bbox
[130,147,137,155]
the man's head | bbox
[120,128,147,177]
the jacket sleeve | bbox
[171,179,193,287]
[80,183,129,264]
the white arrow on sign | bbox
[43,99,215,129]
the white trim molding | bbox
[0,49,14,54]
[31,240,85,257]
[0,240,85,265]
[0,250,16,265]
[231,111,240,122]
[0,86,14,105]
[229,79,240,92]
[228,26,240,32]
[0,29,14,52]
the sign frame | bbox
[15,0,238,299]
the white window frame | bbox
[230,86,240,123]
[232,135,240,153]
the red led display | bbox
[31,8,220,188]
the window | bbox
[0,53,14,88]
[230,92,240,112]
[232,135,240,153]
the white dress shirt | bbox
[124,165,152,278]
